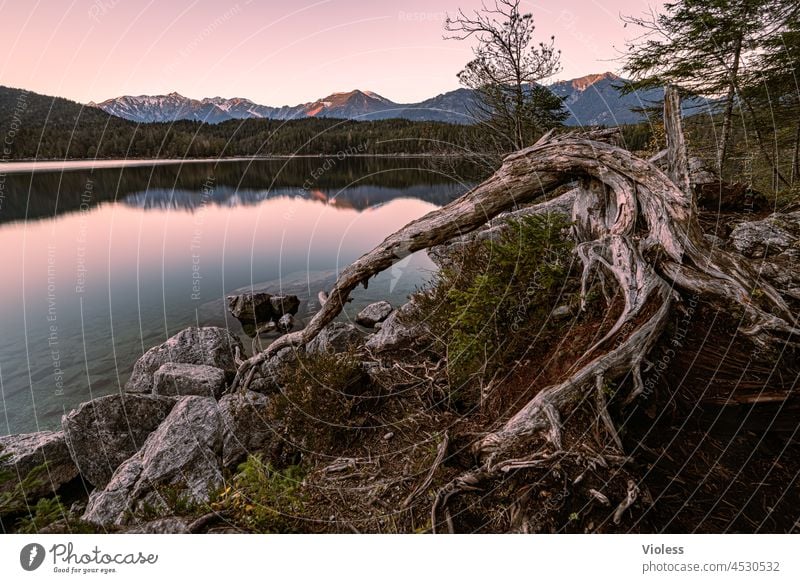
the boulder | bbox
[125,327,243,393]
[153,363,227,399]
[82,396,224,527]
[218,391,277,467]
[306,322,363,355]
[355,301,393,327]
[250,347,298,394]
[0,431,79,499]
[551,305,572,320]
[62,393,176,489]
[688,156,718,187]
[365,297,430,354]
[729,211,800,258]
[276,313,295,333]
[270,295,300,316]
[227,292,300,336]
[226,291,274,326]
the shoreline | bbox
[0,153,463,175]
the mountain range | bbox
[90,73,671,127]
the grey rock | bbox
[123,516,190,534]
[276,313,295,333]
[251,347,298,394]
[83,396,224,527]
[360,361,383,377]
[125,327,243,393]
[306,322,363,355]
[218,391,277,467]
[227,291,274,326]
[551,305,572,320]
[355,301,393,327]
[688,156,718,186]
[227,292,300,337]
[254,321,277,335]
[750,247,800,296]
[729,211,800,258]
[153,363,227,399]
[365,297,430,354]
[62,393,176,489]
[0,430,79,499]
[269,295,300,317]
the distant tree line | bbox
[0,86,481,160]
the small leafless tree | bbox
[444,0,567,164]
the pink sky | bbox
[0,0,663,105]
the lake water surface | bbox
[0,157,473,435]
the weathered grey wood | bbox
[231,121,798,531]
[663,85,691,200]
[234,127,796,396]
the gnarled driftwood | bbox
[231,96,797,532]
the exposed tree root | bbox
[231,89,798,532]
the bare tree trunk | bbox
[664,85,691,199]
[737,93,791,189]
[792,117,800,187]
[718,35,742,174]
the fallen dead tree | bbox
[233,87,798,532]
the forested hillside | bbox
[0,86,476,160]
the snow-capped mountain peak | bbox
[89,74,686,126]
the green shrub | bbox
[15,496,66,533]
[271,350,367,456]
[2,453,95,533]
[213,455,305,533]
[422,212,577,407]
[1,453,49,516]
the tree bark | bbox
[663,85,691,200]
[792,117,800,187]
[718,34,742,174]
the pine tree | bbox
[623,0,798,179]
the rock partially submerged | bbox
[83,396,224,527]
[125,327,243,394]
[227,292,300,337]
[153,363,226,399]
[0,431,79,499]
[62,393,176,489]
[355,301,393,328]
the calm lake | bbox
[0,157,474,435]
